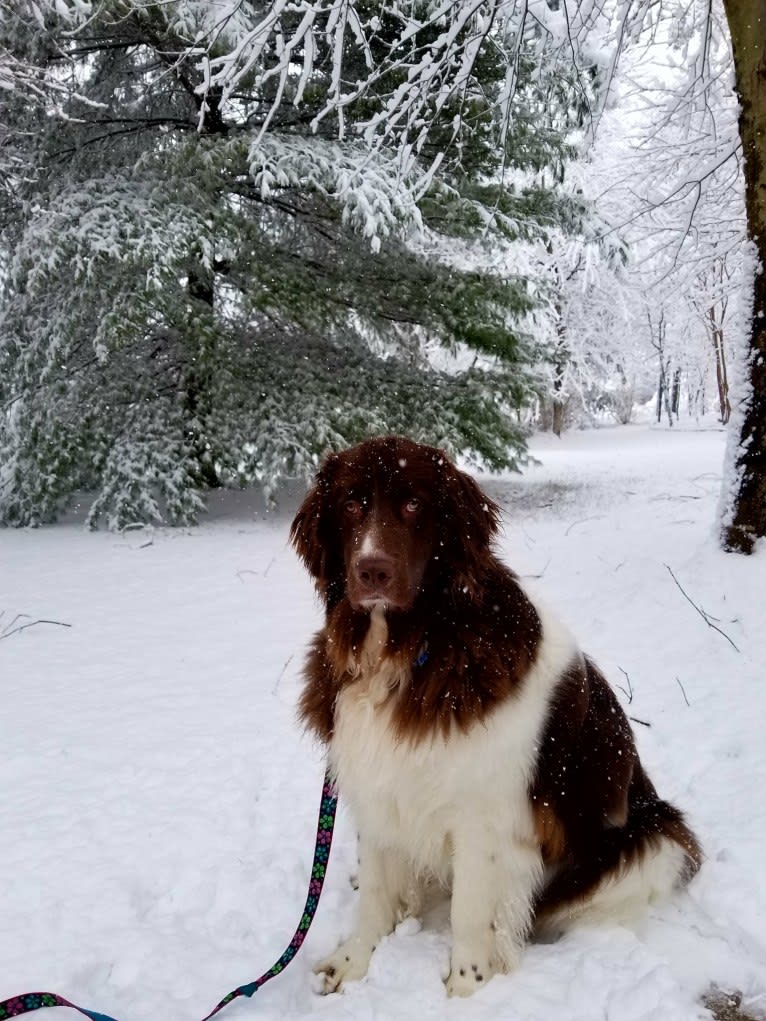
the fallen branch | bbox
[521,556,551,580]
[664,564,740,653]
[0,618,72,641]
[0,612,31,634]
[629,716,651,728]
[616,665,633,704]
[565,515,603,536]
[675,676,691,707]
[272,654,294,696]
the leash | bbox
[0,773,338,1021]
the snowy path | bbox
[2,425,765,1021]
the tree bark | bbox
[671,367,681,417]
[721,1,766,552]
[184,260,221,489]
[552,398,565,437]
[712,318,731,424]
[551,316,568,438]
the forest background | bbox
[0,0,762,549]
[3,7,766,1019]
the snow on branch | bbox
[196,1,517,167]
[176,0,597,176]
[249,134,424,247]
[23,0,93,25]
[6,1,610,237]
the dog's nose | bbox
[355,556,394,592]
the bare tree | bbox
[577,0,759,549]
[691,258,732,424]
[648,309,674,427]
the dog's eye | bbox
[403,497,421,517]
[344,499,363,518]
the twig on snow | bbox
[273,654,294,696]
[565,515,603,536]
[1,612,31,635]
[0,618,72,641]
[117,522,154,549]
[521,556,551,580]
[664,564,740,652]
[629,716,651,728]
[616,665,633,704]
[675,676,691,707]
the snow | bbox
[2,424,766,1021]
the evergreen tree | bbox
[1,1,592,528]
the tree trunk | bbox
[721,1,766,552]
[713,322,731,424]
[671,367,681,417]
[662,365,674,427]
[551,317,568,438]
[649,309,673,426]
[552,398,565,438]
[185,260,221,489]
[657,358,673,427]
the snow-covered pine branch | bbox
[1,1,595,527]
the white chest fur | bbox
[329,594,577,883]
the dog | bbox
[290,435,701,997]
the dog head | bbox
[290,436,500,612]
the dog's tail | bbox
[534,793,702,937]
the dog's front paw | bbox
[445,953,496,998]
[314,938,374,994]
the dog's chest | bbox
[328,631,554,873]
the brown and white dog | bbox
[290,435,701,997]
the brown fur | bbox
[292,436,542,741]
[291,435,701,924]
[529,656,702,918]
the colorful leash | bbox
[0,773,338,1021]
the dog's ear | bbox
[439,457,500,595]
[441,458,500,546]
[290,452,339,583]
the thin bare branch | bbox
[0,618,73,641]
[664,564,740,652]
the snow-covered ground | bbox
[2,424,765,1021]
